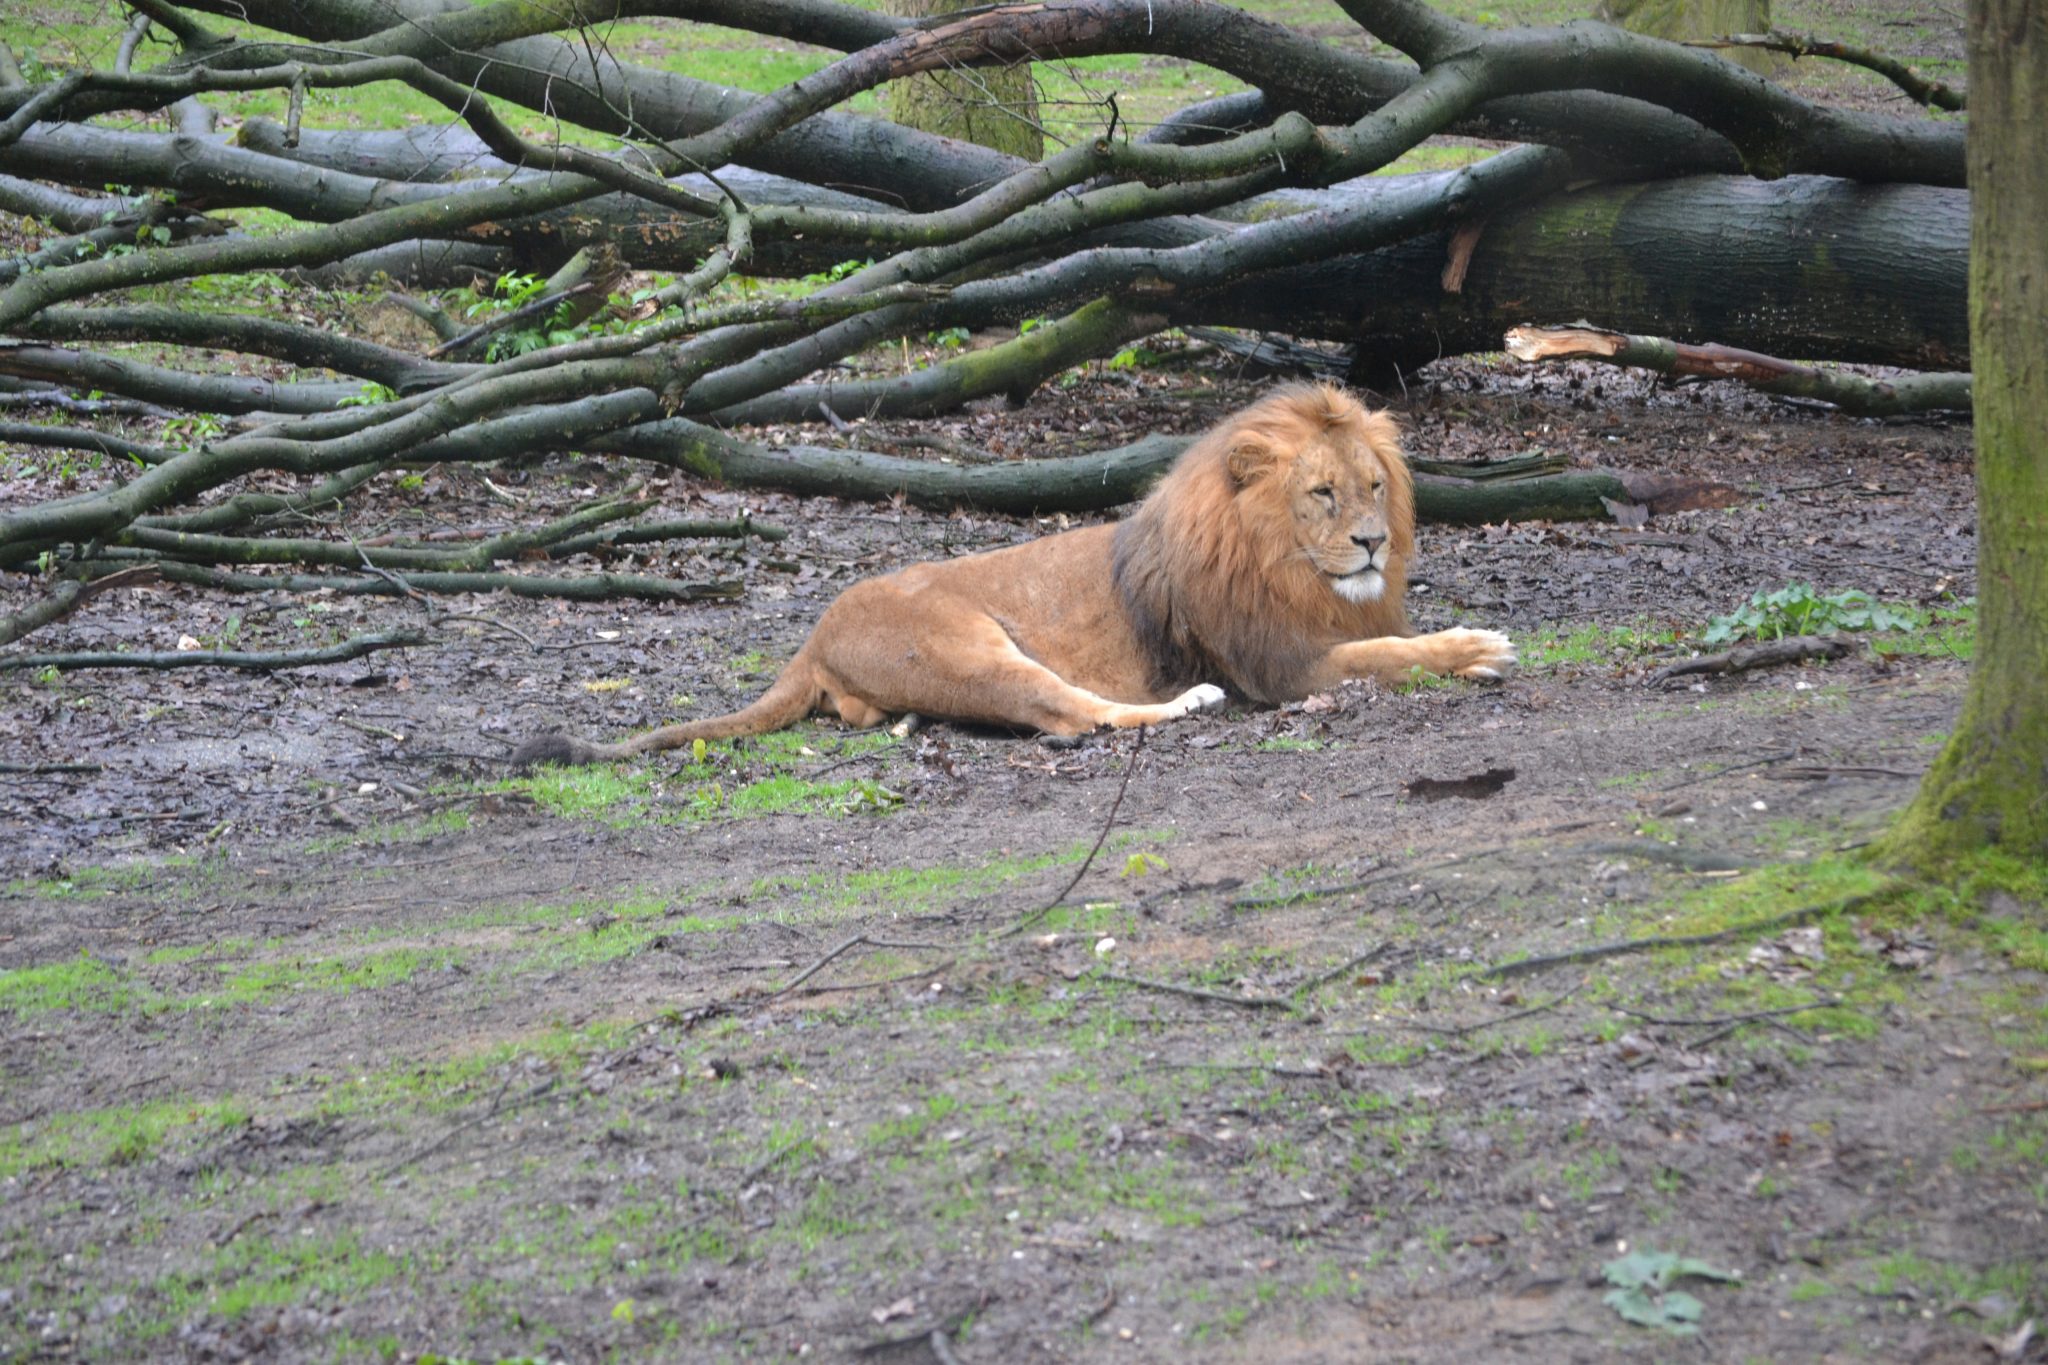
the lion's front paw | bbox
[1432,626,1516,680]
[1178,682,1229,715]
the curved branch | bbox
[1693,30,1967,111]
[21,305,468,389]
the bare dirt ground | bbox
[4,357,2045,1363]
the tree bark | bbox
[1879,0,2048,869]
[886,0,1045,161]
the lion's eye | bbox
[1371,479,1385,497]
[1310,485,1336,503]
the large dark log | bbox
[1204,175,1969,371]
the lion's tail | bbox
[510,653,820,769]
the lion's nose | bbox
[1351,532,1385,555]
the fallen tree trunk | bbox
[1218,176,1971,374]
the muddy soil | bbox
[3,360,2043,1363]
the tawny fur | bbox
[512,383,1514,767]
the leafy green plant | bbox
[799,258,872,288]
[337,382,398,408]
[162,412,225,451]
[1702,583,1919,646]
[1602,1248,1740,1336]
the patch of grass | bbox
[497,731,901,827]
[303,806,471,853]
[1253,736,1327,753]
[3,855,201,900]
[199,946,456,1005]
[0,951,138,1014]
[0,1096,250,1178]
[1861,1251,2045,1324]
[1522,620,1682,671]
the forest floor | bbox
[5,346,2045,1363]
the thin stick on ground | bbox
[1097,970,1294,1012]
[1479,893,1884,981]
[375,1075,556,1180]
[1648,635,1854,686]
[2,627,431,672]
[1002,726,1148,939]
[1294,943,1392,997]
[769,933,951,998]
[1608,999,1846,1028]
[1386,983,1585,1036]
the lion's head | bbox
[1113,383,1417,703]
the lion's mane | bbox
[1111,382,1417,704]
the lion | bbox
[512,383,1513,766]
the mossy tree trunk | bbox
[1878,0,2048,870]
[886,0,1045,161]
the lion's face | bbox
[1279,434,1402,603]
[1222,388,1415,607]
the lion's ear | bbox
[1226,438,1274,487]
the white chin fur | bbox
[1333,570,1384,604]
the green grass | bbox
[497,730,901,827]
[0,951,136,1014]
[0,1096,252,1178]
[1523,620,1684,671]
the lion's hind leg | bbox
[819,609,1223,736]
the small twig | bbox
[1648,635,1853,685]
[1480,894,1882,981]
[770,934,949,998]
[1002,727,1147,938]
[929,1330,966,1365]
[737,1134,811,1186]
[792,958,955,996]
[1294,943,1391,997]
[376,1075,555,1179]
[1229,871,1389,913]
[1609,999,1844,1028]
[336,715,406,743]
[1391,983,1584,1036]
[1659,749,1800,791]
[0,761,103,775]
[1097,969,1294,1012]
[802,747,893,780]
[430,612,540,649]
[1980,1100,2048,1115]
